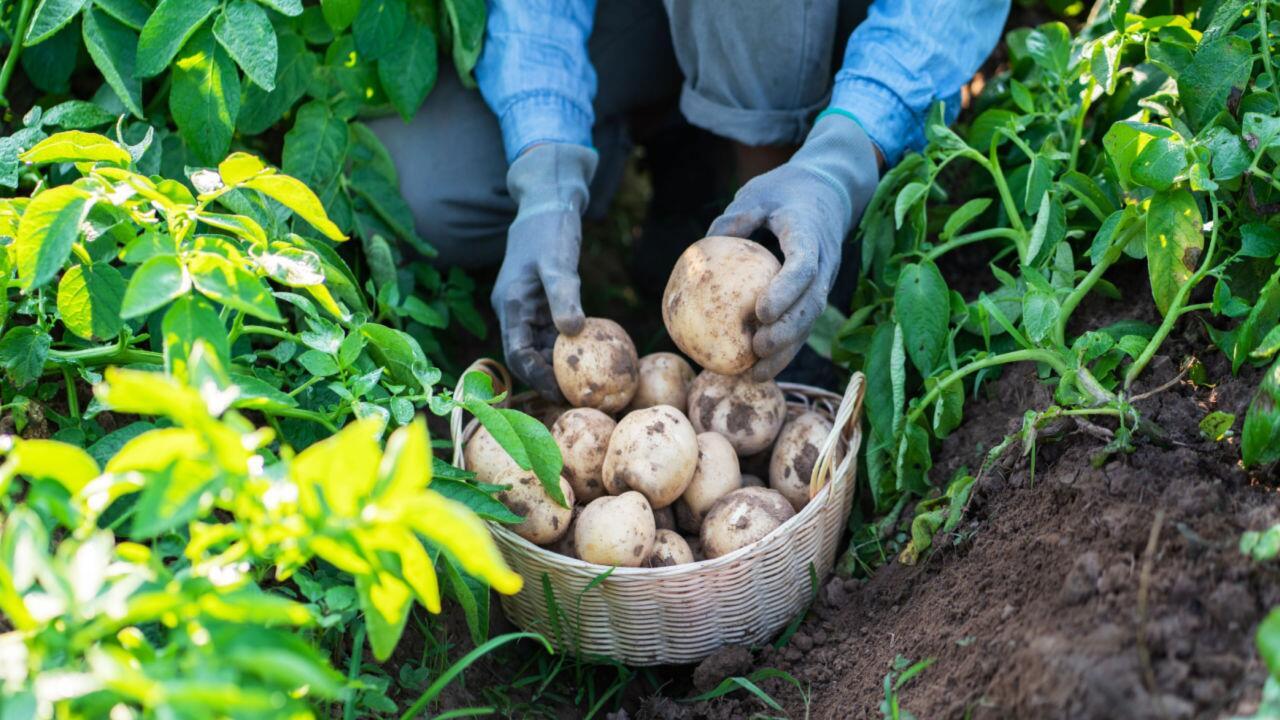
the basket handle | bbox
[449,358,513,467]
[808,372,866,499]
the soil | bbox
[649,280,1280,720]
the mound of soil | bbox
[669,324,1279,719]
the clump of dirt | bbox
[670,321,1279,719]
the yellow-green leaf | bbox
[1,438,101,494]
[57,264,126,340]
[401,491,523,595]
[218,152,267,186]
[16,185,95,289]
[290,418,381,517]
[20,131,132,166]
[242,173,346,241]
[378,417,431,500]
[105,428,205,473]
[356,570,412,661]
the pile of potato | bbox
[466,237,835,568]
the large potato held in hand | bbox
[495,468,575,546]
[769,411,834,511]
[662,236,780,375]
[464,426,520,485]
[687,370,786,456]
[553,317,639,413]
[551,408,617,504]
[603,405,699,508]
[679,432,742,531]
[700,486,796,559]
[630,352,696,412]
[575,492,657,567]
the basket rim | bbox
[450,364,866,579]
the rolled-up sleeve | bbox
[830,0,1010,165]
[475,0,598,163]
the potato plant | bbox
[0,129,567,717]
[832,0,1280,698]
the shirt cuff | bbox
[497,92,595,164]
[829,75,919,166]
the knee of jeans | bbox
[404,189,511,268]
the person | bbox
[368,0,1010,399]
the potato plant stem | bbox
[1052,219,1140,347]
[979,143,1027,239]
[906,348,1070,427]
[1070,77,1097,173]
[923,227,1024,262]
[1124,198,1221,390]
[0,0,34,108]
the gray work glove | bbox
[492,143,598,400]
[708,113,881,382]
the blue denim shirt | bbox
[475,0,1010,166]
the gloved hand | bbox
[492,143,598,400]
[708,113,881,382]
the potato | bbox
[741,474,765,488]
[495,468,575,546]
[553,317,639,413]
[700,487,795,559]
[769,412,834,511]
[464,426,520,485]
[687,371,786,455]
[551,408,616,504]
[631,352,696,412]
[648,529,695,567]
[653,505,676,532]
[603,405,698,508]
[662,236,780,375]
[679,432,742,530]
[575,492,656,567]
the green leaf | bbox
[283,101,348,189]
[297,349,339,377]
[354,0,406,61]
[82,8,144,118]
[378,18,437,121]
[928,376,964,439]
[136,0,218,78]
[1025,152,1054,213]
[1177,36,1253,131]
[1241,224,1280,259]
[360,323,429,389]
[16,185,94,290]
[1025,22,1070,78]
[1254,324,1280,361]
[1243,359,1280,467]
[57,263,125,340]
[93,0,151,30]
[1131,135,1188,191]
[321,0,359,32]
[170,25,241,165]
[441,0,484,82]
[0,327,51,387]
[20,130,131,166]
[894,182,928,230]
[188,252,283,322]
[1245,112,1280,153]
[213,0,278,90]
[347,166,432,255]
[237,32,316,134]
[1022,289,1060,345]
[1026,193,1065,266]
[26,0,91,45]
[1144,188,1203,316]
[242,173,346,242]
[893,261,949,376]
[1260,610,1280,680]
[1059,170,1117,222]
[121,254,189,318]
[940,198,991,240]
[497,408,565,504]
[22,17,78,94]
[1235,269,1280,372]
[430,477,522,524]
[42,100,116,130]
[162,295,229,376]
[256,0,303,16]
[1198,411,1235,441]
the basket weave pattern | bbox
[450,361,866,666]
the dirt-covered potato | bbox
[680,432,742,530]
[741,474,765,488]
[630,352,696,412]
[662,236,780,375]
[687,370,786,455]
[575,492,656,567]
[553,317,639,413]
[700,487,796,559]
[464,426,520,485]
[648,529,695,567]
[551,408,616,504]
[769,412,834,511]
[495,468,575,546]
[653,505,676,532]
[603,405,699,508]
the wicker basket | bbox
[449,359,866,666]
